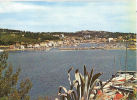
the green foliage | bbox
[0,29,59,45]
[58,65,102,100]
[0,52,32,100]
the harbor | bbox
[89,71,137,99]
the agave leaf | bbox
[61,95,65,100]
[75,69,81,85]
[67,90,77,100]
[68,67,73,89]
[72,91,77,100]
[84,65,87,78]
[84,66,89,93]
[79,73,85,99]
[90,73,102,88]
[99,80,103,91]
[76,82,80,100]
[84,75,89,95]
[88,73,102,99]
[73,80,80,100]
[75,69,82,99]
[58,86,68,94]
[87,79,98,100]
[87,69,93,90]
[66,93,71,100]
[68,67,73,73]
[73,80,79,89]
[59,93,67,97]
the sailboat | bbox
[110,39,137,95]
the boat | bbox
[112,72,134,82]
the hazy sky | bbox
[0,0,136,33]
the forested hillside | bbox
[0,28,59,45]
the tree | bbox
[0,52,32,100]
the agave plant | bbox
[58,65,102,100]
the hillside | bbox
[0,28,136,45]
[0,28,59,45]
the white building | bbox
[34,44,40,48]
[84,35,91,39]
[60,34,65,38]
[27,44,33,48]
[20,45,25,49]
[108,38,113,42]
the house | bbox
[27,44,33,48]
[9,45,15,49]
[34,44,40,48]
[101,38,107,42]
[20,45,25,49]
[57,41,63,45]
[84,35,91,39]
[108,38,113,42]
[48,42,53,47]
[53,34,60,37]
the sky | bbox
[0,0,136,33]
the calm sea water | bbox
[7,49,136,99]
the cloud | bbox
[0,1,136,32]
[0,2,49,13]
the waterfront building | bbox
[27,44,33,48]
[34,44,40,48]
[108,38,114,42]
[20,45,25,49]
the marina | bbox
[89,71,137,99]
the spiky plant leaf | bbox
[84,65,87,78]
[71,91,77,100]
[79,73,85,99]
[75,69,79,81]
[87,68,93,90]
[75,69,81,86]
[58,86,68,96]
[90,73,102,88]
[67,67,73,89]
[88,73,102,99]
[84,75,89,96]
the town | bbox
[0,29,136,51]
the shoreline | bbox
[59,47,137,51]
[1,47,136,52]
[3,47,52,52]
